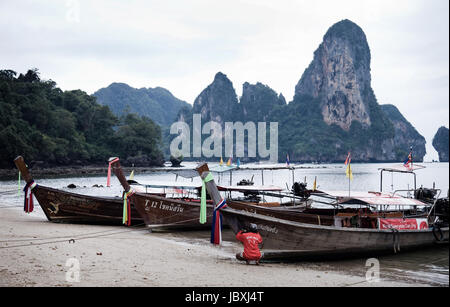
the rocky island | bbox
[432,126,449,162]
[176,19,426,163]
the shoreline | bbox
[0,164,330,181]
[2,161,446,181]
[0,206,433,287]
[0,165,165,181]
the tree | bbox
[0,68,165,168]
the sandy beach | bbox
[0,205,431,288]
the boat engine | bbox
[291,182,310,199]
[434,197,449,226]
[414,187,437,204]
[242,193,261,202]
[237,175,254,187]
[237,179,254,186]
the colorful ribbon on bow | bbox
[211,198,228,245]
[107,157,119,187]
[23,180,37,213]
[18,171,21,196]
[200,172,214,224]
[123,190,135,226]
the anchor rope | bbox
[0,223,147,249]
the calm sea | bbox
[0,162,448,286]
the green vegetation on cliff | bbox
[93,83,191,127]
[271,93,396,162]
[0,69,164,168]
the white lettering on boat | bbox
[144,199,184,213]
[257,224,278,234]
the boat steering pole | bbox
[110,158,131,193]
[14,156,33,184]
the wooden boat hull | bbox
[129,195,315,230]
[32,185,144,225]
[227,200,334,226]
[221,208,449,260]
[130,193,215,230]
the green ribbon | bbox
[200,172,214,224]
[123,191,134,226]
[18,171,21,196]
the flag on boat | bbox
[403,148,413,169]
[345,152,353,180]
[346,163,353,180]
[344,152,351,165]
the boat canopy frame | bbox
[379,164,426,193]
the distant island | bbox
[433,126,449,162]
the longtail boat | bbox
[111,158,215,230]
[197,162,449,260]
[110,159,312,231]
[14,156,144,225]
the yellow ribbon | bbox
[123,191,134,225]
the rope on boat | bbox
[0,224,145,243]
[147,207,214,225]
[150,214,215,227]
[0,189,20,195]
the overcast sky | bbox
[1,0,448,160]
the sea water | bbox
[0,162,448,286]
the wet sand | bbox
[0,207,429,287]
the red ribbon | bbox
[211,199,228,245]
[23,181,37,213]
[107,158,119,187]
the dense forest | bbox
[93,83,191,127]
[0,69,164,168]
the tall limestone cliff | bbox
[285,19,426,162]
[432,126,449,162]
[175,73,284,160]
[191,72,239,126]
[182,72,285,125]
[380,104,426,160]
[295,19,373,131]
